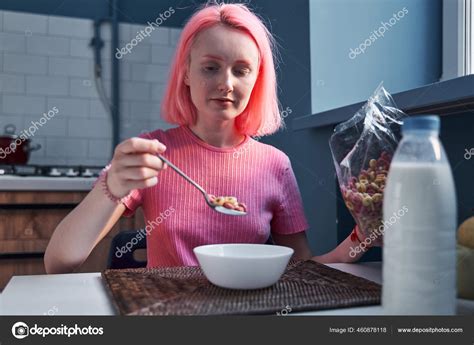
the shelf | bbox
[293,75,474,130]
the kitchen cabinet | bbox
[0,191,145,290]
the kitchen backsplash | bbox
[0,10,179,166]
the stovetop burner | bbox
[0,164,104,178]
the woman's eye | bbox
[235,68,250,76]
[203,66,218,72]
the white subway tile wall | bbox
[0,32,26,53]
[4,11,47,34]
[0,73,25,93]
[3,95,46,114]
[4,53,48,74]
[0,10,180,165]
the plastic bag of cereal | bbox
[329,83,406,246]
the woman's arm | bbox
[272,228,369,263]
[272,232,313,260]
[311,231,368,264]
[44,185,126,274]
[44,137,167,274]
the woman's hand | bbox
[353,225,381,248]
[106,137,168,198]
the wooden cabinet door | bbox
[0,191,145,291]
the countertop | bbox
[0,176,95,191]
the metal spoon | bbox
[157,154,246,216]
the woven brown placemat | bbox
[101,260,381,315]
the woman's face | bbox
[185,25,260,124]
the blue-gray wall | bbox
[310,0,442,113]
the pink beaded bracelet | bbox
[96,165,130,204]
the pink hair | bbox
[161,3,281,136]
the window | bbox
[468,0,473,74]
[442,0,473,80]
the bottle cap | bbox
[402,115,440,133]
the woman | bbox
[45,3,368,274]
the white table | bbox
[1,262,473,315]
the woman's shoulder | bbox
[140,126,182,143]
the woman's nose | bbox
[217,71,233,93]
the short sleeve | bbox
[121,189,144,217]
[94,164,144,218]
[270,157,310,235]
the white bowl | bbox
[193,244,294,289]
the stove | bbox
[0,164,104,178]
[0,165,104,191]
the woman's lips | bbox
[211,99,234,106]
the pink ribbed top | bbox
[121,125,309,267]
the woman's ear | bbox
[184,73,190,86]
